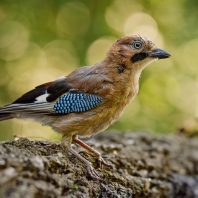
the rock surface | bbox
[0,132,198,198]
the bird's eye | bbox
[132,41,142,49]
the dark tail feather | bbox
[0,114,13,121]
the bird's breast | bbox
[84,80,139,135]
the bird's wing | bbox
[12,76,71,104]
[0,74,108,115]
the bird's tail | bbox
[0,113,13,121]
[0,105,13,121]
[0,103,54,122]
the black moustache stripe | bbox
[131,52,148,63]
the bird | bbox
[0,35,170,181]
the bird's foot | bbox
[67,147,106,183]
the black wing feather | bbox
[13,86,46,104]
[12,76,72,104]
[46,77,72,102]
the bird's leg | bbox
[67,147,105,182]
[73,135,114,169]
[61,135,105,182]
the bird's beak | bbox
[148,48,171,59]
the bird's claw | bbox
[85,162,106,183]
[98,156,114,170]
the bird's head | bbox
[107,35,170,72]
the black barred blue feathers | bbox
[54,93,103,114]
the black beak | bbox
[148,48,171,59]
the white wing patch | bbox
[35,93,49,103]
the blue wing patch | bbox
[54,93,103,114]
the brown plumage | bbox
[0,35,170,181]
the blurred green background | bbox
[0,0,198,141]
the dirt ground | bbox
[0,131,198,198]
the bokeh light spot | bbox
[0,21,29,61]
[44,39,79,73]
[56,2,90,38]
[105,0,142,34]
[86,36,117,65]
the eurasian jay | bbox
[0,35,170,181]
